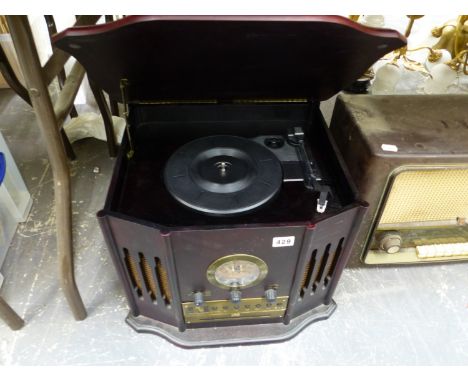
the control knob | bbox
[379,231,402,254]
[193,291,204,307]
[230,289,242,304]
[264,288,277,303]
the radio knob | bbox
[264,288,277,303]
[193,291,204,307]
[379,232,402,254]
[230,289,242,304]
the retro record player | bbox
[54,16,405,347]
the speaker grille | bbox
[140,253,157,302]
[123,248,172,305]
[300,250,316,298]
[156,257,172,303]
[381,168,468,225]
[299,238,344,298]
[124,248,142,297]
[324,237,344,287]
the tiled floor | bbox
[0,89,467,365]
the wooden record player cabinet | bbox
[53,16,405,347]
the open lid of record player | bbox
[53,16,405,103]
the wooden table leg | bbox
[7,16,87,321]
[0,296,25,330]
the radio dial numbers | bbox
[206,254,268,290]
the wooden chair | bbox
[0,296,24,330]
[0,15,117,325]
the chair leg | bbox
[0,296,25,330]
[1,44,77,161]
[7,16,87,321]
[103,16,120,117]
[44,15,79,121]
[89,78,118,157]
[57,66,79,119]
[109,99,120,117]
[60,129,77,161]
[0,44,30,104]
[69,105,79,118]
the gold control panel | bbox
[182,296,289,324]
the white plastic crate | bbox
[0,131,32,271]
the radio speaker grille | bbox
[299,238,344,298]
[124,248,142,297]
[380,168,468,225]
[122,248,172,305]
[156,257,172,303]
[140,253,157,301]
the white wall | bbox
[27,15,104,105]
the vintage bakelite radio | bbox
[330,94,468,266]
[54,16,404,347]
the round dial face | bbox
[214,259,260,288]
[207,254,268,289]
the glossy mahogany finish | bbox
[53,15,405,102]
[54,16,398,342]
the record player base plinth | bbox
[126,300,337,348]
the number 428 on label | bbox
[272,236,295,247]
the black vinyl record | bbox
[164,135,283,216]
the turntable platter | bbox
[164,135,283,216]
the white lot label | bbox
[272,236,295,247]
[381,144,398,152]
